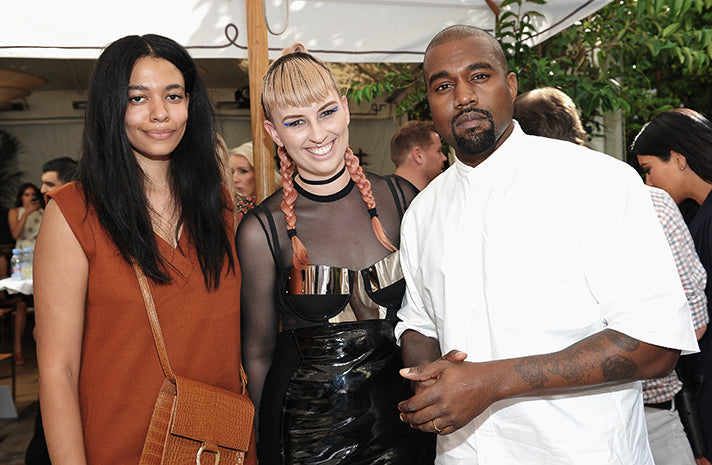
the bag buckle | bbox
[196,442,220,465]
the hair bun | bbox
[283,42,308,56]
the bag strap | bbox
[133,262,249,395]
[133,262,176,383]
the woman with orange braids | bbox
[236,44,433,464]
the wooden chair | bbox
[0,352,15,403]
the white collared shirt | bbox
[396,123,699,465]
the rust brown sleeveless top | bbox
[50,182,255,465]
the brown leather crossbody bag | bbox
[134,263,254,465]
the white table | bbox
[0,278,33,296]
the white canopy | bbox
[1,0,612,63]
[1,0,615,199]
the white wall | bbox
[0,90,86,187]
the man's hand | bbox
[406,350,467,394]
[397,329,679,436]
[399,350,500,435]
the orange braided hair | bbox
[278,147,397,270]
[344,147,397,253]
[277,146,309,270]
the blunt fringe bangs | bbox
[262,53,339,121]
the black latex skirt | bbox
[258,319,435,465]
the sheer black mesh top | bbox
[236,172,418,332]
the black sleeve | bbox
[387,174,420,215]
[236,208,280,410]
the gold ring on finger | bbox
[432,419,442,433]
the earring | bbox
[680,166,686,171]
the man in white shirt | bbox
[395,25,699,465]
[513,84,709,464]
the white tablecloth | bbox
[0,278,33,295]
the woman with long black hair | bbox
[632,108,712,465]
[34,34,254,465]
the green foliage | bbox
[347,63,430,120]
[532,0,712,150]
[346,0,712,155]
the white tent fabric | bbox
[1,0,612,62]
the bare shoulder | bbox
[35,201,87,280]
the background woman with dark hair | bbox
[632,107,712,464]
[8,182,43,364]
[9,182,43,250]
[33,34,253,465]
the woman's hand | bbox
[25,200,42,213]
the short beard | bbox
[451,109,496,158]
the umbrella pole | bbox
[246,0,276,203]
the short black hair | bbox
[42,157,77,183]
[425,25,509,75]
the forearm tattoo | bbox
[601,332,639,381]
[601,355,637,381]
[514,331,639,388]
[514,352,585,389]
[514,357,556,389]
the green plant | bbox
[347,0,712,155]
[535,0,712,149]
[347,62,430,120]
